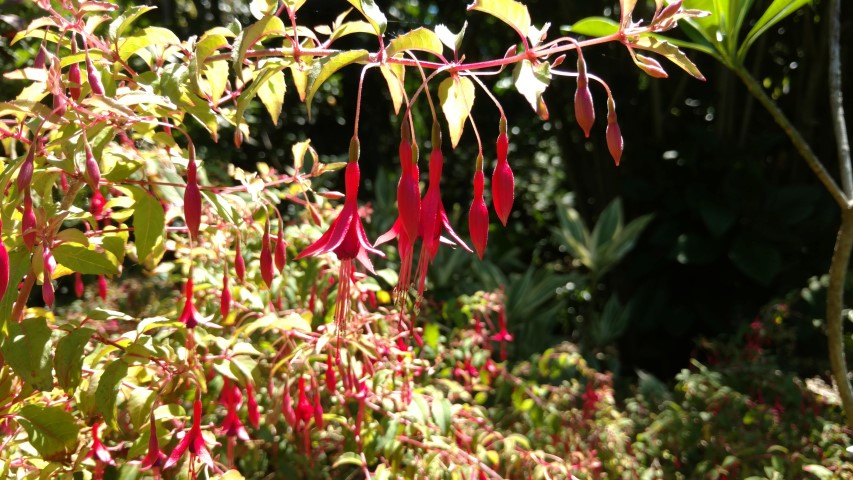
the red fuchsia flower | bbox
[574,54,595,138]
[179,279,202,329]
[34,45,47,69]
[295,142,384,328]
[582,381,600,419]
[164,395,214,470]
[234,239,246,283]
[139,411,167,471]
[90,189,106,217]
[490,307,513,361]
[274,225,287,273]
[492,122,515,226]
[375,136,420,304]
[219,379,249,441]
[0,220,8,301]
[74,272,84,298]
[282,381,297,428]
[246,382,260,429]
[97,275,107,301]
[416,136,472,302]
[42,246,56,308]
[220,270,231,319]
[354,380,368,440]
[184,156,202,240]
[260,220,275,289]
[22,193,37,250]
[468,167,489,260]
[88,421,115,466]
[84,139,101,193]
[68,61,82,101]
[312,389,324,429]
[325,355,336,393]
[17,144,34,194]
[605,97,623,166]
[295,377,313,431]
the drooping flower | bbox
[88,421,115,466]
[416,139,471,301]
[605,97,623,166]
[22,192,37,250]
[220,269,231,319]
[274,225,287,273]
[179,279,202,329]
[282,381,297,428]
[68,61,82,101]
[17,144,34,194]
[396,127,421,243]
[234,237,246,283]
[84,137,101,192]
[0,220,8,301]
[260,220,274,289]
[219,379,249,441]
[164,395,214,470]
[90,189,106,217]
[492,124,515,226]
[184,156,202,240]
[246,382,260,429]
[468,167,489,260]
[97,275,107,301]
[74,272,84,298]
[139,411,167,471]
[42,246,56,308]
[85,52,104,96]
[325,355,336,393]
[312,388,324,429]
[295,377,313,431]
[490,306,513,361]
[574,54,595,138]
[295,140,384,328]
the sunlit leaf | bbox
[108,5,155,41]
[435,23,467,53]
[738,0,810,61]
[17,405,80,461]
[55,328,95,394]
[1,317,53,391]
[386,27,444,58]
[568,17,619,37]
[128,186,165,266]
[305,50,369,115]
[232,16,286,80]
[379,64,405,115]
[257,69,286,124]
[346,0,387,36]
[52,244,119,276]
[512,59,550,120]
[467,0,531,39]
[629,36,705,80]
[438,76,476,148]
[96,360,129,430]
[118,27,180,62]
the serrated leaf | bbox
[96,360,129,430]
[118,27,180,62]
[438,76,475,149]
[52,244,119,276]
[435,23,467,52]
[237,63,288,136]
[129,187,165,266]
[257,69,286,124]
[232,16,286,80]
[329,20,376,42]
[629,36,705,80]
[512,59,550,120]
[386,28,444,58]
[346,0,387,36]
[55,328,94,394]
[305,50,369,114]
[108,5,155,41]
[467,0,531,39]
[1,317,53,391]
[18,405,80,461]
[568,16,619,37]
[739,0,809,61]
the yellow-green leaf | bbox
[1,317,53,391]
[379,65,405,115]
[52,244,119,276]
[55,328,95,394]
[118,27,181,62]
[467,0,531,39]
[257,69,286,124]
[438,76,475,149]
[346,0,387,36]
[568,17,619,37]
[129,187,165,266]
[108,5,156,41]
[18,405,80,461]
[512,59,551,120]
[630,36,705,80]
[386,27,444,58]
[96,360,129,430]
[232,16,286,81]
[305,50,369,114]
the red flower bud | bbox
[468,170,489,260]
[261,221,274,289]
[606,97,623,166]
[85,53,104,96]
[274,226,287,273]
[312,391,324,429]
[220,270,231,319]
[17,145,35,194]
[282,383,296,428]
[42,247,55,308]
[84,140,101,192]
[53,94,67,117]
[325,355,336,393]
[574,57,595,138]
[235,239,245,283]
[34,46,47,69]
[90,189,106,217]
[68,62,82,101]
[635,53,668,78]
[246,382,260,429]
[492,131,514,226]
[0,222,8,301]
[184,159,201,240]
[74,272,84,298]
[179,279,200,328]
[22,194,37,250]
[296,378,312,430]
[98,274,108,301]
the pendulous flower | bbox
[492,122,514,226]
[164,395,214,470]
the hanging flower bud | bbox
[85,52,104,96]
[17,143,35,195]
[246,382,260,429]
[296,377,312,430]
[574,54,595,138]
[90,189,106,217]
[22,193,37,250]
[42,246,56,308]
[89,421,115,466]
[84,139,101,192]
[68,62,82,101]
[0,221,8,301]
[282,382,296,428]
[184,155,202,240]
[260,220,274,289]
[634,53,669,78]
[98,274,108,301]
[312,390,324,429]
[220,269,231,319]
[325,355,336,393]
[234,238,246,283]
[396,127,421,242]
[492,119,514,226]
[274,225,287,273]
[139,411,167,471]
[74,272,84,298]
[34,45,47,69]
[468,167,489,260]
[53,94,67,118]
[606,97,623,166]
[179,279,201,328]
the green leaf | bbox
[467,0,531,39]
[52,244,119,276]
[249,0,278,19]
[512,59,550,120]
[438,76,475,149]
[1,317,53,391]
[108,5,155,41]
[55,328,94,394]
[256,69,286,125]
[333,451,365,469]
[305,50,369,114]
[386,28,444,58]
[118,27,181,62]
[232,16,286,80]
[435,23,467,52]
[96,360,129,430]
[553,206,592,268]
[346,0,387,36]
[423,323,440,350]
[129,187,165,266]
[591,198,624,250]
[17,405,80,461]
[738,0,809,61]
[127,388,157,430]
[629,36,706,80]
[803,464,835,480]
[236,62,288,136]
[568,17,619,37]
[430,398,452,435]
[0,249,30,328]
[379,65,406,115]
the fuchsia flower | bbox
[88,421,114,466]
[416,145,471,300]
[274,226,287,273]
[260,220,275,289]
[219,379,249,441]
[184,157,202,240]
[0,220,8,301]
[22,193,37,250]
[468,169,489,260]
[42,246,56,308]
[97,275,107,301]
[490,307,514,360]
[246,382,260,429]
[492,128,515,226]
[139,411,167,471]
[164,395,214,470]
[220,270,231,319]
[295,149,384,328]
[295,377,313,431]
[90,190,106,217]
[234,238,246,283]
[179,279,202,329]
[606,97,623,166]
[575,54,595,138]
